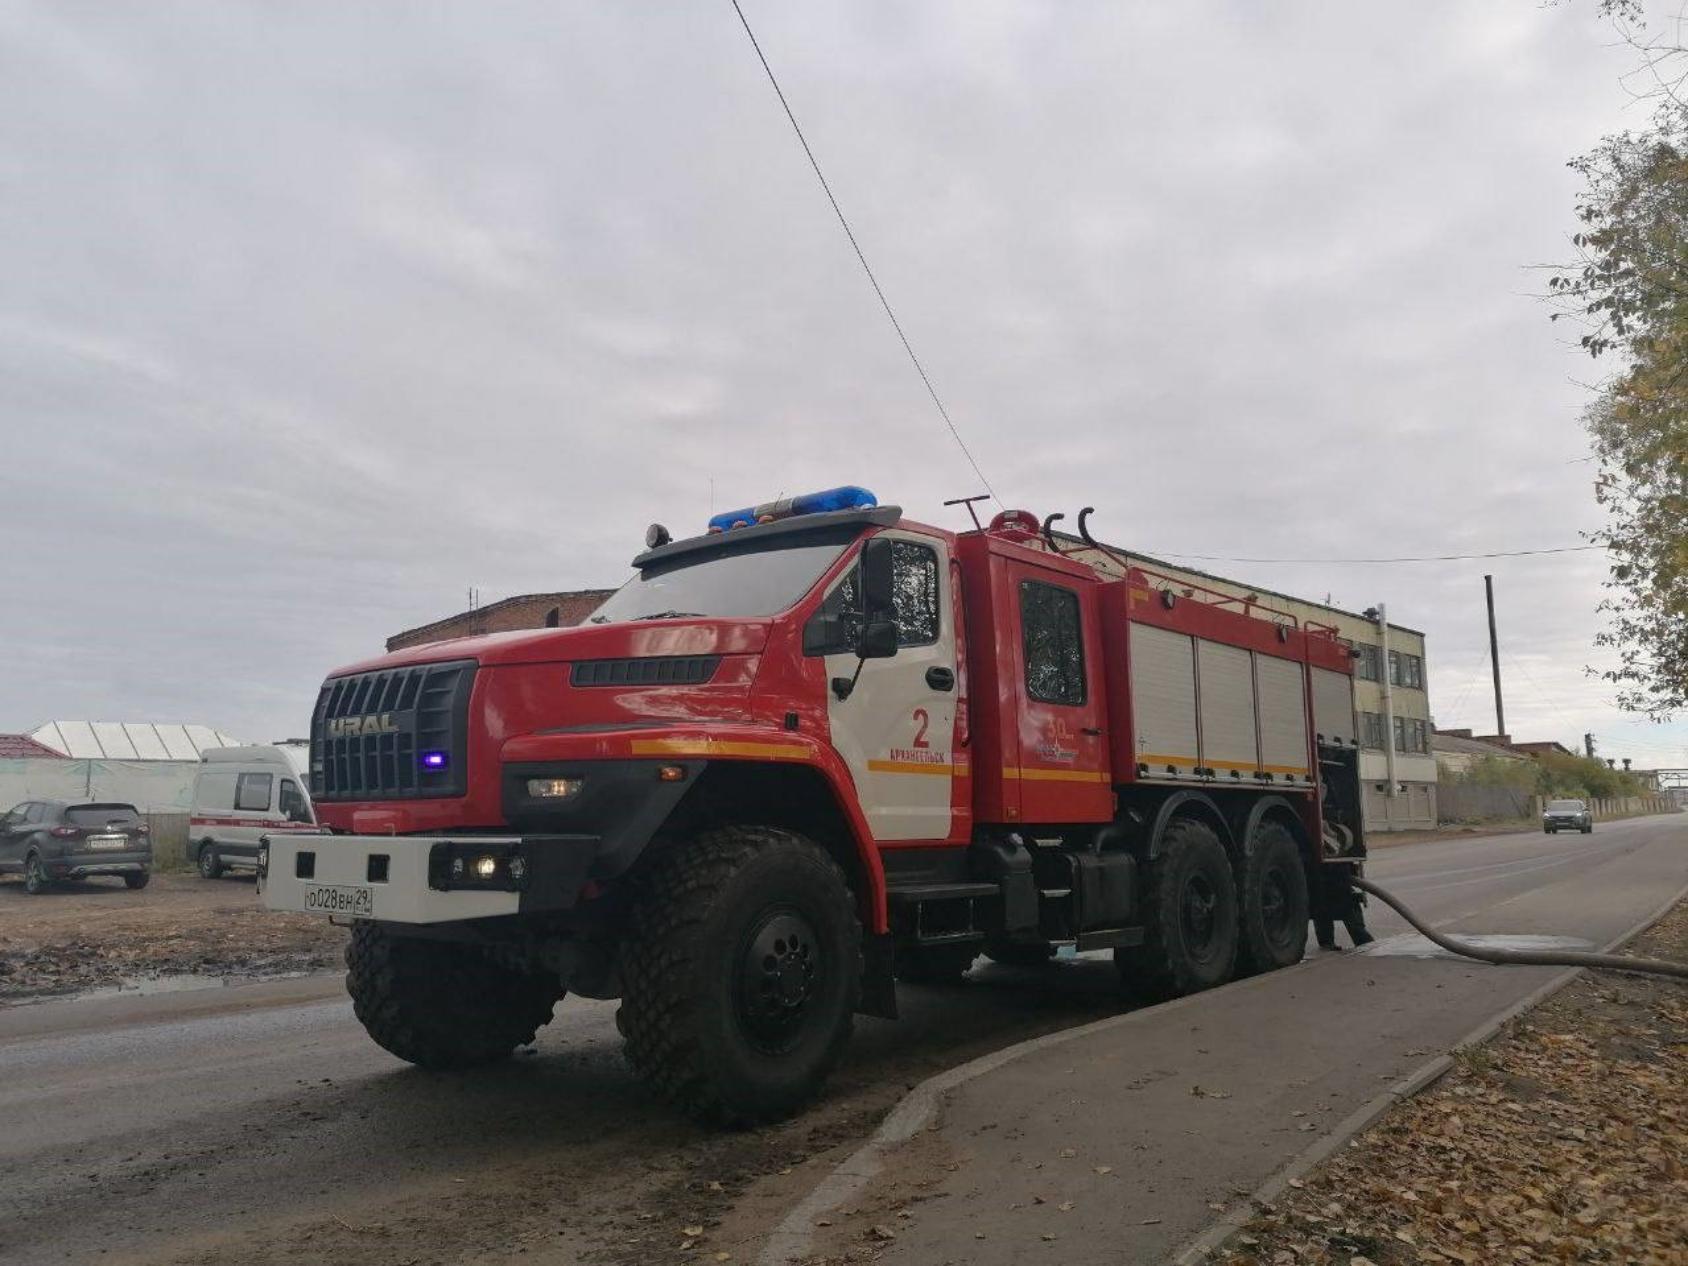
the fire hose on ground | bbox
[1349,875,1688,982]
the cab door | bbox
[1005,560,1112,823]
[817,530,958,842]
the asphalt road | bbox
[1,815,1683,1266]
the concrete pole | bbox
[1485,574,1506,739]
[1377,603,1398,798]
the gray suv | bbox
[0,801,153,893]
[1542,798,1593,835]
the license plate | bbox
[302,884,374,917]
[88,835,128,851]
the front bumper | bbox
[258,831,599,924]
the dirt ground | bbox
[0,870,347,1002]
[1220,899,1688,1266]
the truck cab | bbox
[262,486,1363,1124]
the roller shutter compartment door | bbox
[1311,667,1356,748]
[1130,623,1198,774]
[1197,640,1258,773]
[1255,654,1309,778]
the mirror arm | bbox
[831,656,868,702]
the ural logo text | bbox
[327,713,399,738]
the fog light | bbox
[508,856,527,882]
[527,777,584,799]
[473,855,499,880]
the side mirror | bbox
[856,617,898,660]
[860,536,896,619]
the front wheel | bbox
[346,923,561,1069]
[1115,818,1238,1001]
[123,870,151,890]
[1582,823,1593,834]
[620,826,862,1126]
[23,853,50,895]
[197,842,224,879]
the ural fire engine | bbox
[261,487,1365,1123]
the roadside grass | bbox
[1221,898,1688,1265]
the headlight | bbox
[527,777,585,799]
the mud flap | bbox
[858,931,898,1019]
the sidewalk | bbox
[774,823,1688,1266]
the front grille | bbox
[570,656,720,687]
[310,659,474,801]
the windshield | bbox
[589,533,856,625]
[1546,800,1585,811]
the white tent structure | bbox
[29,721,242,761]
[2,722,246,813]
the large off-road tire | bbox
[983,937,1057,968]
[619,826,862,1126]
[1234,822,1308,976]
[23,853,49,895]
[123,870,151,891]
[346,922,561,1070]
[1114,817,1238,1001]
[895,942,979,985]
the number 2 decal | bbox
[911,708,930,748]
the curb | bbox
[757,953,1326,1265]
[1167,875,1688,1265]
[757,872,1688,1266]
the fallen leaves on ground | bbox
[1223,901,1688,1265]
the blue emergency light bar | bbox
[706,485,877,533]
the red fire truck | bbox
[260,487,1365,1123]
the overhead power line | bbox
[1140,544,1604,566]
[727,0,998,504]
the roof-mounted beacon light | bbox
[706,485,877,534]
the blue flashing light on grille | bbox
[706,485,877,533]
[420,751,449,771]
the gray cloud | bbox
[2,0,1682,766]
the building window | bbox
[1354,643,1381,681]
[1359,711,1387,749]
[1020,581,1087,705]
[1391,717,1430,753]
[1389,650,1423,689]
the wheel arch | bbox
[670,758,887,933]
[1235,795,1314,861]
[1147,790,1234,860]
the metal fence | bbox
[1437,781,1535,823]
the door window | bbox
[235,772,274,812]
[278,779,309,823]
[25,803,45,823]
[806,539,942,654]
[1020,581,1086,705]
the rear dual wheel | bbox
[1116,818,1238,1001]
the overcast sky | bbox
[3,1,1684,768]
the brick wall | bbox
[386,590,615,652]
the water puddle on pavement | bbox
[1361,932,1595,961]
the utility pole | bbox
[1377,603,1398,799]
[1585,732,1596,759]
[1484,574,1506,739]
